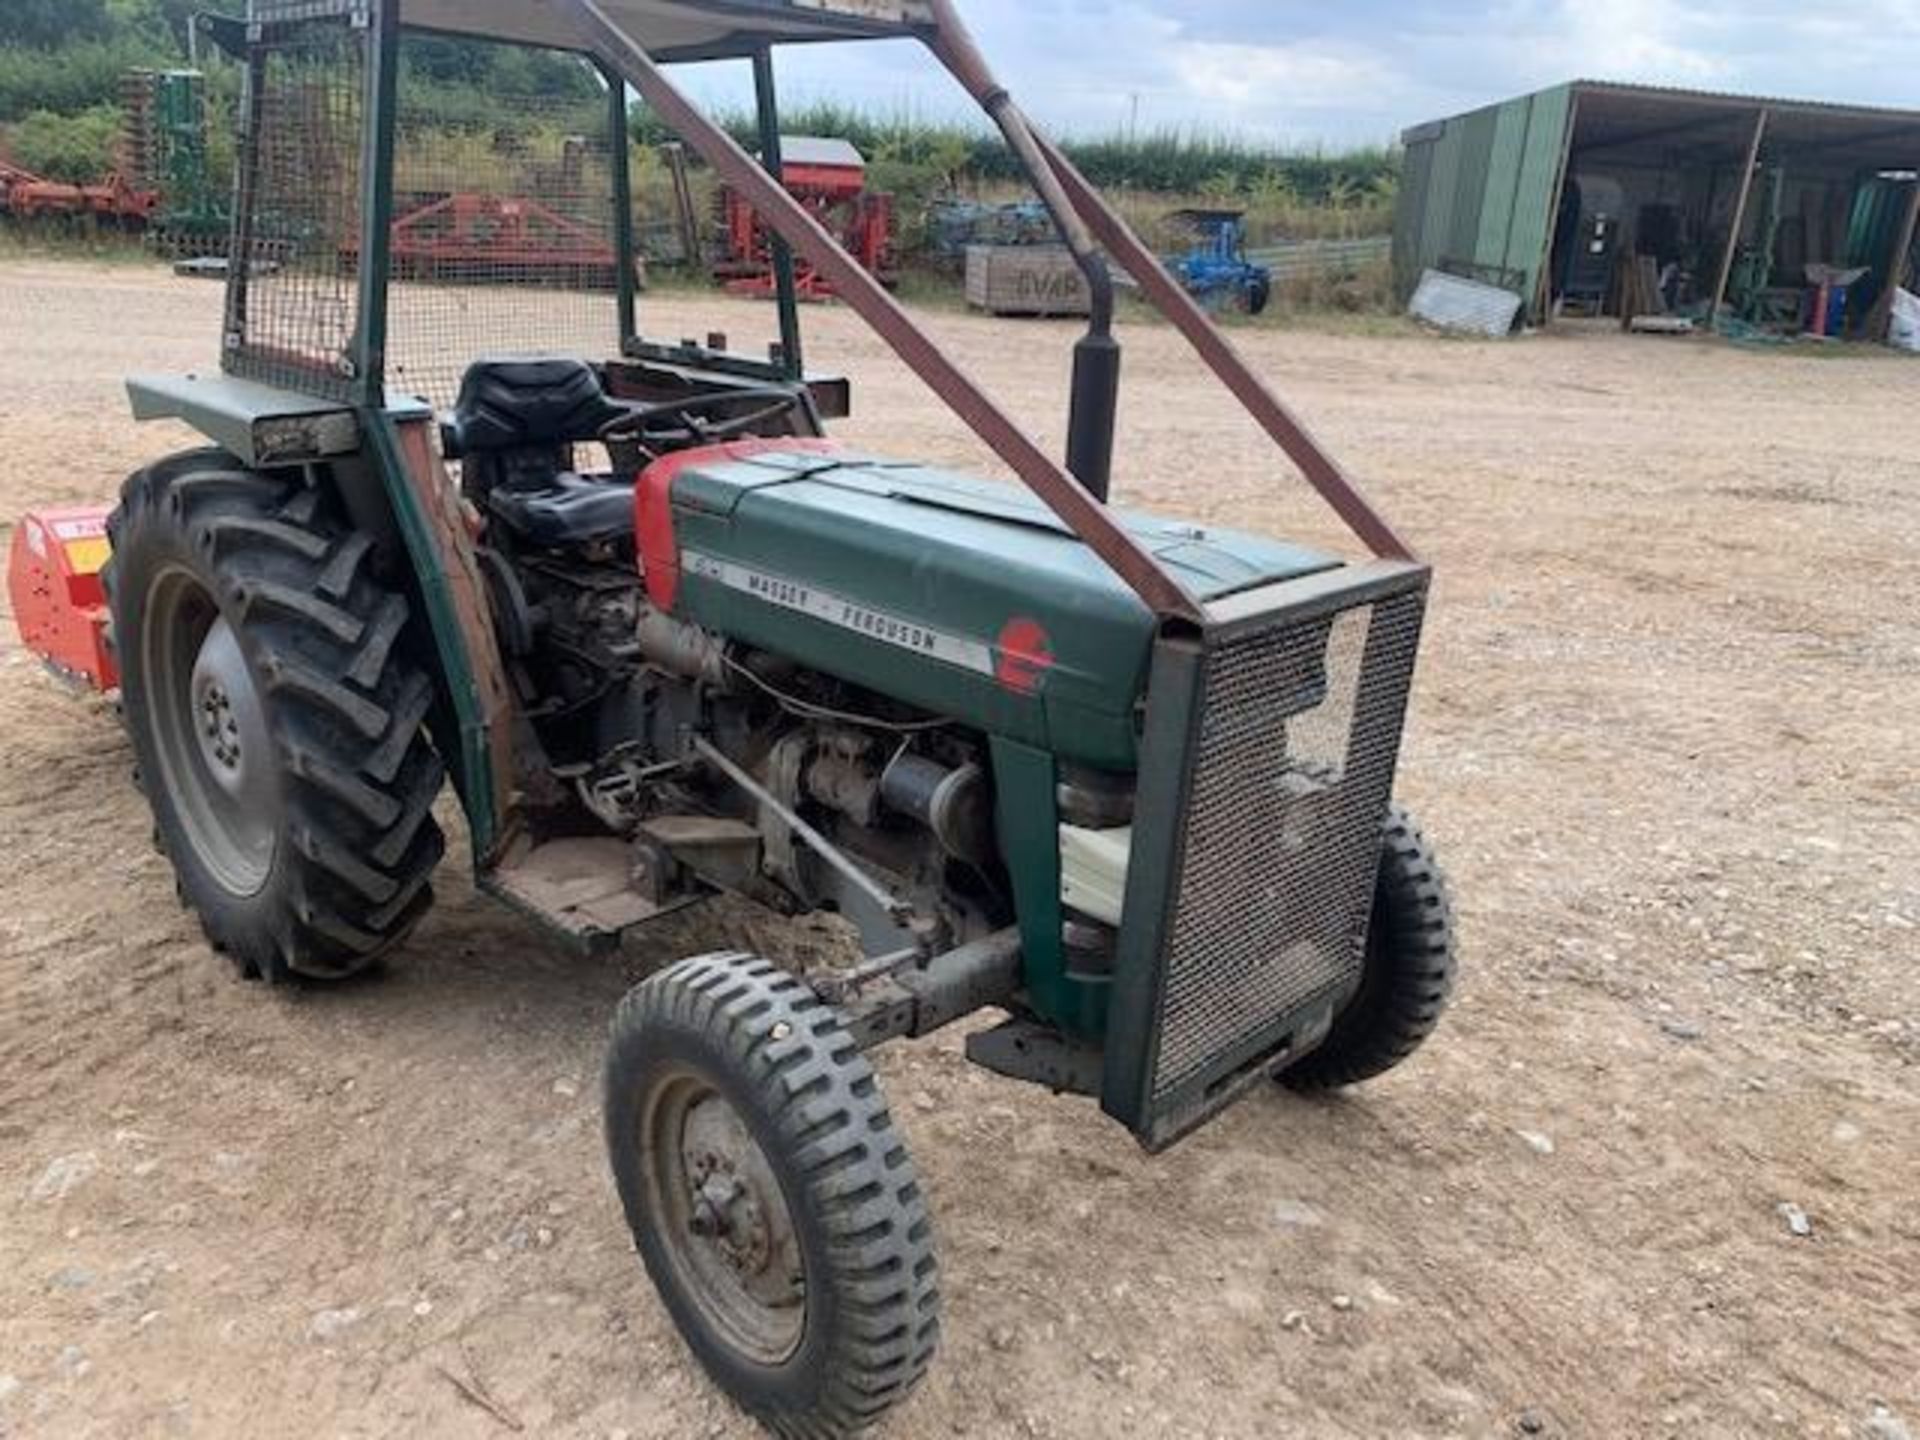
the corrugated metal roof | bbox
[1407,269,1524,337]
[1569,79,1920,124]
[1405,79,1920,143]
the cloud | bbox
[1540,0,1731,81]
[1167,40,1398,113]
[675,1,1920,145]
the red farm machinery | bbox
[714,134,894,298]
[349,188,636,287]
[0,159,159,226]
[0,70,220,235]
[348,134,643,288]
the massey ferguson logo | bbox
[745,572,813,607]
[838,603,940,655]
[994,616,1054,695]
[684,552,997,678]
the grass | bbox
[0,222,155,264]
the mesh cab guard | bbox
[1100,560,1430,1151]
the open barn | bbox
[1395,81,1920,337]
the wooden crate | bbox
[964,244,1090,317]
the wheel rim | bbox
[640,1068,807,1366]
[144,567,277,897]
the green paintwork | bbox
[1098,624,1202,1125]
[146,70,223,236]
[987,735,1105,1036]
[126,372,366,467]
[668,449,1338,772]
[353,0,403,404]
[360,409,499,858]
[1396,84,1573,321]
[752,48,804,378]
[666,448,1337,1035]
[604,58,639,350]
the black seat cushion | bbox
[446,357,629,455]
[486,471,635,547]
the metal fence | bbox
[1247,235,1393,283]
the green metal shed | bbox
[1395,85,1574,323]
[1396,81,1920,332]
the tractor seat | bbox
[443,356,630,456]
[443,357,638,548]
[486,472,639,548]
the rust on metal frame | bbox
[558,0,1415,599]
[1027,134,1415,562]
[391,415,521,851]
[555,0,1202,625]
[918,0,1411,562]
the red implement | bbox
[0,164,158,224]
[714,138,895,300]
[8,505,118,691]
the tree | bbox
[0,0,114,49]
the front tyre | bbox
[605,954,940,1439]
[1280,804,1456,1090]
[104,450,445,981]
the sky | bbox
[675,1,1920,147]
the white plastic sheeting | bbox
[1890,288,1920,353]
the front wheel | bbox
[1280,804,1456,1089]
[604,954,940,1439]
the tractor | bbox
[1167,207,1273,315]
[6,2,1456,1435]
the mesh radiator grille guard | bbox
[1101,561,1429,1150]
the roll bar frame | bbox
[554,0,1413,626]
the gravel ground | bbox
[0,260,1915,1440]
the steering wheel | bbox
[599,387,808,461]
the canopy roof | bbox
[1566,81,1920,173]
[398,0,934,60]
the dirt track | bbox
[1,260,1916,1440]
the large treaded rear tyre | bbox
[103,449,445,981]
[604,953,940,1439]
[1280,803,1456,1090]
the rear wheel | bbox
[1280,804,1456,1089]
[104,449,445,981]
[604,954,940,1439]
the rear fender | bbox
[124,372,516,860]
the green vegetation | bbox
[0,0,239,183]
[2,3,1398,312]
[6,104,124,183]
[628,100,1398,248]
